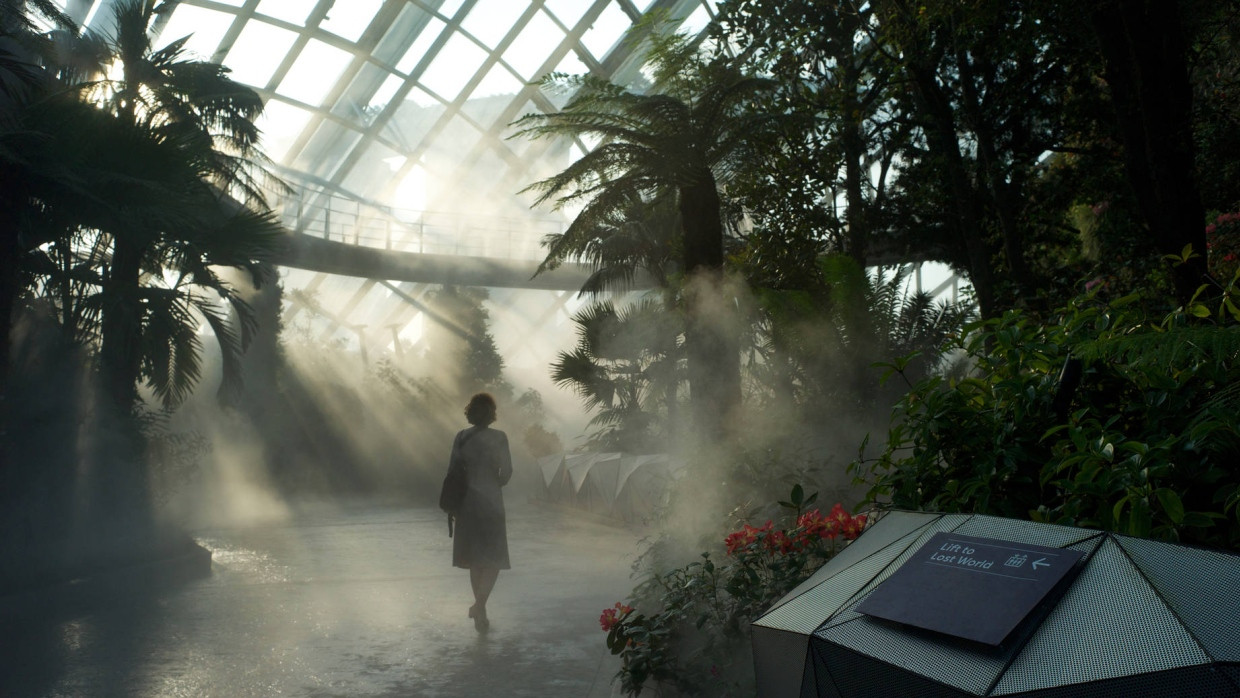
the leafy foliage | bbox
[600,486,867,696]
[853,280,1240,549]
[550,298,682,452]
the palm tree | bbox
[513,32,782,441]
[550,298,682,452]
[74,0,279,411]
[537,193,677,296]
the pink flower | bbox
[599,602,632,631]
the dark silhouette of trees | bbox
[513,33,783,441]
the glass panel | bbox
[293,121,363,180]
[321,0,382,41]
[436,0,466,19]
[254,98,313,163]
[418,32,487,100]
[278,38,354,107]
[679,4,712,36]
[460,0,525,49]
[506,99,543,158]
[553,50,589,79]
[470,62,522,101]
[257,0,317,26]
[395,16,446,74]
[388,97,444,150]
[374,3,424,64]
[544,0,590,28]
[329,62,394,121]
[502,9,561,81]
[224,20,298,89]
[155,4,234,59]
[581,1,630,60]
[340,139,402,196]
[369,73,406,112]
[394,164,428,213]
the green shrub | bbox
[853,272,1240,549]
[601,486,866,696]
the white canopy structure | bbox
[531,452,684,522]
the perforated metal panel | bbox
[814,641,967,698]
[954,515,1102,550]
[752,624,812,698]
[1117,535,1240,661]
[766,510,937,613]
[757,534,922,634]
[1012,665,1240,697]
[993,537,1210,695]
[820,612,1013,695]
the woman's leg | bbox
[469,567,500,628]
[471,568,499,610]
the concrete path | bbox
[2,503,643,697]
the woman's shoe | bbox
[468,605,476,619]
[473,607,489,632]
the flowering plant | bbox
[1206,211,1240,283]
[600,486,868,696]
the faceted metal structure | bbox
[753,511,1240,697]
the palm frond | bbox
[141,291,202,409]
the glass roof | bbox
[59,0,720,384]
[67,0,718,236]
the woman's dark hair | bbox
[465,392,498,426]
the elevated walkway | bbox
[273,232,597,290]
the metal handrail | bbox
[271,185,563,262]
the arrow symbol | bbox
[1031,558,1049,570]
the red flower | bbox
[725,521,773,555]
[599,601,632,631]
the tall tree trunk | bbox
[956,48,1033,296]
[679,174,741,443]
[99,235,144,413]
[1092,0,1208,303]
[909,65,1000,318]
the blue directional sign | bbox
[856,532,1085,646]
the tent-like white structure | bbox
[752,510,1240,697]
[531,452,684,522]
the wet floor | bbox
[2,503,643,697]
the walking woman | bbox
[446,392,512,631]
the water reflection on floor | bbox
[2,503,642,697]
